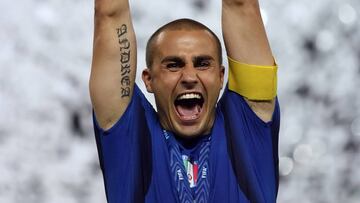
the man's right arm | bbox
[89,0,137,130]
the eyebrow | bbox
[161,56,184,64]
[192,55,214,63]
[161,55,215,64]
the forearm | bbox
[223,0,259,8]
[94,0,129,17]
[93,0,136,70]
[222,0,273,65]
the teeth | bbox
[178,93,202,100]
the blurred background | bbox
[1,0,359,202]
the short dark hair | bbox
[145,18,223,68]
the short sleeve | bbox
[218,86,280,202]
[93,84,152,203]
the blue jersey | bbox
[93,84,280,203]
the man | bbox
[90,0,280,202]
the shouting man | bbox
[90,0,280,202]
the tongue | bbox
[176,104,201,117]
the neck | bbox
[174,133,209,149]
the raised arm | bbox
[222,0,276,122]
[89,0,136,130]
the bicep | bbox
[90,9,137,130]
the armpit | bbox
[245,99,275,122]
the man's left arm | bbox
[222,0,277,122]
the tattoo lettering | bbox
[116,24,131,98]
[119,38,130,50]
[121,76,130,86]
[120,50,130,63]
[121,67,130,76]
[121,64,130,72]
[121,87,131,97]
[116,25,127,38]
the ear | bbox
[219,65,225,89]
[142,68,154,93]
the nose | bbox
[180,65,198,89]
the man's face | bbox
[142,29,224,138]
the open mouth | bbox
[174,93,204,121]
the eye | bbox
[200,61,210,67]
[167,63,179,68]
[195,60,210,69]
[166,62,181,71]
[166,61,184,71]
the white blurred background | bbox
[1,0,360,202]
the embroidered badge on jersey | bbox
[163,130,211,203]
[182,155,199,188]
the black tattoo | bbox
[117,24,131,98]
[121,87,131,97]
[116,24,127,38]
[121,76,130,86]
[119,38,130,50]
[121,50,130,63]
[121,67,130,76]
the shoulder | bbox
[93,83,154,133]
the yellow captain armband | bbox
[228,56,278,100]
